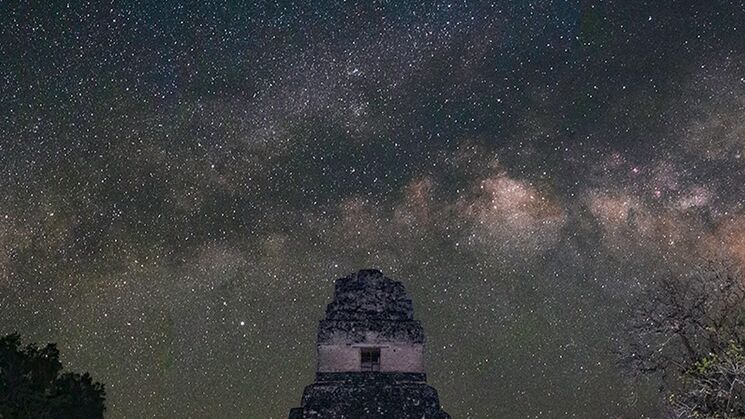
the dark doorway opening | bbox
[360,347,380,371]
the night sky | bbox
[1,1,745,417]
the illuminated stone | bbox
[289,269,450,418]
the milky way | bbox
[1,2,745,417]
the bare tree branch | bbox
[618,259,745,418]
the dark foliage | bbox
[621,261,745,418]
[0,333,105,419]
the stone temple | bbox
[289,269,451,418]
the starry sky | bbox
[1,1,745,418]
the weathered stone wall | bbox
[290,372,450,419]
[317,343,425,373]
[317,319,425,344]
[317,269,426,346]
[316,344,358,372]
[288,270,450,419]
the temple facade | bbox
[289,269,450,418]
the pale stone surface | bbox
[289,269,450,419]
[317,343,425,373]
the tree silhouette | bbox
[620,260,745,417]
[0,333,105,419]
